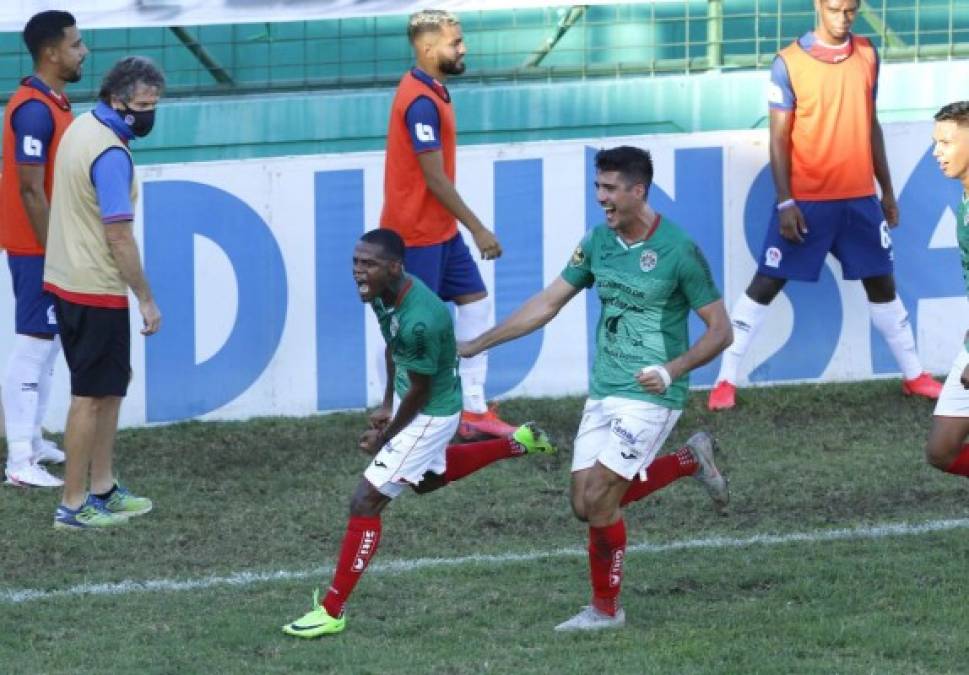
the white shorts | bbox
[934,348,969,417]
[572,397,682,481]
[363,412,460,498]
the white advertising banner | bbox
[0,121,963,429]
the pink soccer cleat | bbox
[707,380,736,411]
[901,372,942,400]
[458,404,517,439]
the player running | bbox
[282,229,555,637]
[925,102,969,480]
[460,146,732,631]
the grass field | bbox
[2,380,968,674]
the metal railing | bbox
[0,1,965,101]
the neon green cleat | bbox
[53,495,129,530]
[282,589,346,638]
[103,482,153,518]
[511,422,557,455]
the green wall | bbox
[3,60,967,165]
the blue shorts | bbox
[757,196,894,282]
[404,233,486,301]
[7,254,57,336]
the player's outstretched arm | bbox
[664,299,733,381]
[459,276,581,358]
[416,150,502,260]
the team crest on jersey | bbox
[570,245,585,267]
[765,246,782,268]
[389,314,400,337]
[639,249,658,272]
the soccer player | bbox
[925,102,969,479]
[707,0,941,411]
[44,56,164,529]
[460,146,732,631]
[0,11,87,487]
[282,229,556,637]
[380,9,515,439]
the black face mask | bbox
[118,105,155,137]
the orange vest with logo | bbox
[779,35,878,200]
[380,71,458,247]
[0,79,73,254]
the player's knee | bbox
[924,442,953,470]
[570,495,589,522]
[581,481,614,521]
[861,275,896,303]
[349,482,384,516]
[745,275,784,305]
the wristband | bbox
[776,198,796,212]
[639,364,672,390]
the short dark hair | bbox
[98,56,166,104]
[595,146,654,191]
[361,229,406,262]
[935,101,969,127]
[23,10,75,62]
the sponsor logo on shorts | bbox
[765,246,782,268]
[639,249,658,272]
[611,419,638,445]
[620,448,639,461]
[373,460,387,468]
[47,305,57,326]
[351,529,379,572]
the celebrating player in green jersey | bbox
[282,229,556,638]
[925,101,969,480]
[460,146,733,632]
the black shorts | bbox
[54,298,131,397]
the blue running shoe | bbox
[54,494,129,530]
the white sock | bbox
[869,297,922,380]
[5,439,32,471]
[32,336,60,443]
[455,297,491,413]
[716,293,770,384]
[2,335,50,443]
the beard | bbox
[439,57,466,76]
[63,66,83,83]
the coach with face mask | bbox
[43,56,164,530]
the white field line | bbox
[4,517,968,605]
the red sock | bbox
[444,437,518,483]
[322,515,382,617]
[620,446,697,506]
[588,519,626,616]
[946,444,969,477]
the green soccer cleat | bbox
[53,495,129,531]
[282,589,346,638]
[511,422,557,455]
[103,482,153,518]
